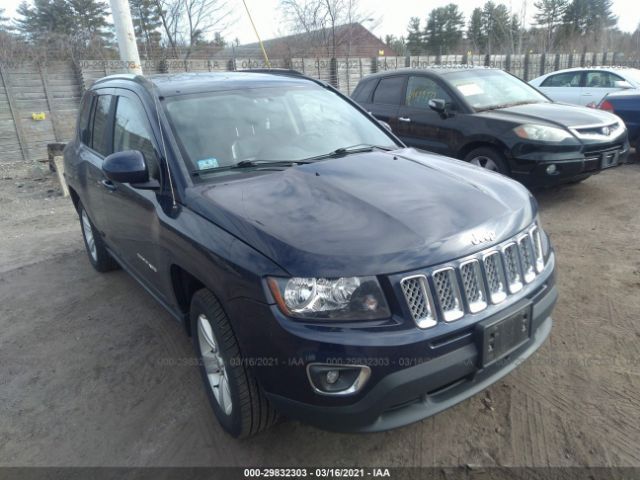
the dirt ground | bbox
[0,156,639,468]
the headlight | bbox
[267,276,390,321]
[513,124,574,142]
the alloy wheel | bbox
[197,314,233,415]
[81,209,97,261]
[470,155,499,171]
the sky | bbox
[1,0,638,44]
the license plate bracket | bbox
[476,303,532,368]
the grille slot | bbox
[460,259,487,313]
[483,251,508,304]
[502,242,523,293]
[400,275,436,329]
[432,267,464,322]
[518,235,536,284]
[530,226,544,272]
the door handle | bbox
[100,179,117,191]
[582,93,593,96]
[398,117,411,123]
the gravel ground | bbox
[0,157,639,467]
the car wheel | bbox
[465,147,509,175]
[78,202,119,272]
[190,289,279,438]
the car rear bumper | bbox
[264,282,557,433]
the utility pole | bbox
[109,0,143,75]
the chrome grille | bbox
[433,267,464,322]
[503,242,523,293]
[398,222,547,328]
[460,259,487,313]
[400,275,436,329]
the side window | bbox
[113,96,159,179]
[541,71,582,87]
[78,93,94,145]
[372,76,405,105]
[405,76,452,108]
[352,79,377,103]
[91,95,113,157]
[585,71,623,88]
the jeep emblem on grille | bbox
[470,229,496,246]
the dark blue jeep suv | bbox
[64,71,557,438]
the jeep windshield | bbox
[162,84,399,176]
[444,69,550,112]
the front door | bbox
[81,91,115,235]
[102,90,168,298]
[395,75,457,155]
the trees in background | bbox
[130,0,162,58]
[6,0,233,60]
[405,16,424,54]
[534,0,568,51]
[14,0,111,58]
[405,0,621,55]
[424,4,464,55]
[384,34,406,56]
[280,0,376,57]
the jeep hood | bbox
[186,148,537,277]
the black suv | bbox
[64,71,557,438]
[352,67,630,186]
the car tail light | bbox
[599,100,615,112]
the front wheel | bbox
[465,146,509,175]
[190,289,278,438]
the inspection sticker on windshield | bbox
[456,83,484,96]
[197,158,219,170]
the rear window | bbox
[352,79,377,102]
[541,71,582,87]
[372,76,405,105]
[78,93,94,145]
[91,95,113,157]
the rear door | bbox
[395,74,458,155]
[538,71,583,104]
[367,75,406,132]
[78,91,115,235]
[581,71,626,106]
[103,89,167,297]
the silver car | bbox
[530,67,640,107]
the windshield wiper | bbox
[303,144,393,162]
[192,159,310,176]
[478,100,541,112]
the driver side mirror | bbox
[428,98,447,114]
[102,150,155,188]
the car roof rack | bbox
[242,68,304,76]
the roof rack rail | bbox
[242,68,304,76]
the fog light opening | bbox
[325,370,340,384]
[307,363,371,396]
[546,164,558,175]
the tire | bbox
[190,289,278,438]
[465,146,509,175]
[78,202,119,272]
